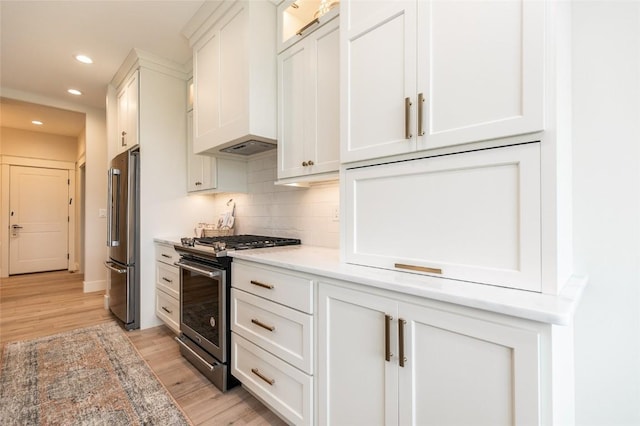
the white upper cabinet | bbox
[187,110,248,194]
[116,70,139,155]
[277,16,340,183]
[189,0,277,156]
[341,0,545,163]
[343,142,542,292]
[277,0,340,53]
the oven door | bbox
[178,258,227,362]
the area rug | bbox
[0,322,191,425]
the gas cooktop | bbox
[177,234,301,257]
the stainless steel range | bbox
[173,235,301,392]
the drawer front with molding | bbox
[156,262,179,298]
[344,143,542,291]
[231,288,312,374]
[156,289,179,334]
[155,243,180,265]
[232,333,312,426]
[232,262,314,313]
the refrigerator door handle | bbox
[105,261,127,274]
[107,168,121,247]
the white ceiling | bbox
[0,0,206,137]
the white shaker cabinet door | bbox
[417,0,545,151]
[341,1,417,162]
[398,301,541,426]
[317,282,398,426]
[344,142,542,291]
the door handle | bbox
[417,92,425,136]
[405,97,413,139]
[385,314,393,362]
[104,261,127,274]
[398,318,407,367]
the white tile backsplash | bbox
[210,152,339,248]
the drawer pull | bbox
[251,368,275,386]
[251,318,275,332]
[250,280,274,290]
[161,306,173,314]
[161,253,172,258]
[162,277,173,283]
[395,263,442,275]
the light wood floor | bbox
[0,270,286,426]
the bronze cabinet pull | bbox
[398,318,407,367]
[251,318,275,332]
[395,263,442,275]
[162,277,172,283]
[250,280,274,289]
[161,306,172,314]
[385,314,393,362]
[251,368,275,386]
[405,97,413,139]
[296,18,320,36]
[417,92,425,136]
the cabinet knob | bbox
[308,160,314,166]
[302,161,308,167]
[121,131,127,146]
[195,181,202,186]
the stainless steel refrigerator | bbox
[105,146,140,330]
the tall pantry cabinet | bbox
[107,49,191,329]
[326,0,578,424]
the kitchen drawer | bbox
[232,262,313,314]
[155,243,180,265]
[232,333,312,426]
[231,288,313,374]
[156,261,179,298]
[156,289,179,334]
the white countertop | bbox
[228,245,587,326]
[154,236,184,246]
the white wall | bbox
[1,127,78,161]
[207,152,340,248]
[572,3,640,425]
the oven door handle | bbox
[176,261,221,278]
[174,337,217,372]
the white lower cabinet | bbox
[154,242,180,333]
[231,261,313,425]
[318,281,545,426]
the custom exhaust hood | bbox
[219,139,276,156]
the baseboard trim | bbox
[83,279,106,293]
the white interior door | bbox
[9,166,69,275]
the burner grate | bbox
[194,235,301,250]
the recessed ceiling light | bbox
[75,54,93,64]
[68,89,83,96]
[32,120,43,126]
